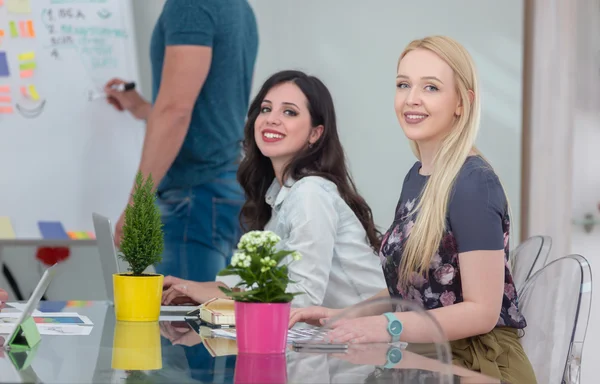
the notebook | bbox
[187,298,235,326]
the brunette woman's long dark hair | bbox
[237,70,381,251]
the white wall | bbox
[248,0,524,237]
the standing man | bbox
[105,0,259,282]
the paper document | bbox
[211,328,329,343]
[0,312,93,336]
[5,302,42,315]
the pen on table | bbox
[88,82,136,101]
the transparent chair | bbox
[518,254,592,384]
[296,297,458,384]
[511,235,552,294]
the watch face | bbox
[390,320,402,334]
[389,348,403,363]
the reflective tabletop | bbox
[0,301,497,383]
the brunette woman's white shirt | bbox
[217,176,386,308]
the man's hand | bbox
[104,78,151,120]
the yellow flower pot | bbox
[111,321,162,370]
[113,273,163,322]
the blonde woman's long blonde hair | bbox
[398,36,489,287]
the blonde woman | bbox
[289,36,536,383]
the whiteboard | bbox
[0,0,144,237]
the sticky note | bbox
[18,21,26,36]
[19,61,35,70]
[20,69,33,78]
[0,30,4,37]
[18,51,34,61]
[9,21,17,37]
[0,217,16,238]
[20,86,27,96]
[28,85,39,100]
[0,52,9,76]
[0,85,9,93]
[26,20,35,37]
[0,106,13,113]
[0,95,11,103]
[38,221,69,240]
[7,0,31,14]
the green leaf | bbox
[216,268,241,277]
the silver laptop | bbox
[92,213,121,304]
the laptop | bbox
[3,263,59,349]
[91,213,196,314]
[92,213,120,305]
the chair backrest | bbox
[511,235,552,294]
[518,254,592,384]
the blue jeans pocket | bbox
[157,189,192,219]
[212,198,244,260]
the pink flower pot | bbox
[234,301,291,354]
[234,353,287,384]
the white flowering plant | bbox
[216,230,303,303]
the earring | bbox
[308,142,313,149]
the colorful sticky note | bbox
[0,30,4,37]
[19,61,35,70]
[18,20,26,36]
[27,20,35,37]
[20,86,27,96]
[7,0,31,14]
[0,85,9,93]
[0,217,16,239]
[0,106,13,113]
[9,21,17,37]
[0,95,11,103]
[20,69,33,78]
[18,51,34,61]
[28,84,39,100]
[0,52,9,76]
[38,221,69,239]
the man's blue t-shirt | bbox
[150,0,258,192]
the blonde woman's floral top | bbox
[379,156,526,329]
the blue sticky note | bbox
[38,221,70,239]
[0,52,9,77]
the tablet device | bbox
[3,264,59,350]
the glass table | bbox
[0,301,498,383]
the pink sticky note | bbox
[20,86,27,97]
[0,95,10,103]
[19,21,27,37]
[20,69,33,78]
[0,106,13,114]
[0,85,9,93]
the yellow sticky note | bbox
[18,51,34,61]
[28,84,39,100]
[0,217,16,239]
[7,0,31,14]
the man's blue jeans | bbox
[155,170,244,282]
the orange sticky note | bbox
[0,85,9,93]
[27,20,34,37]
[0,95,10,103]
[0,106,13,113]
[20,69,33,78]
[0,30,5,37]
